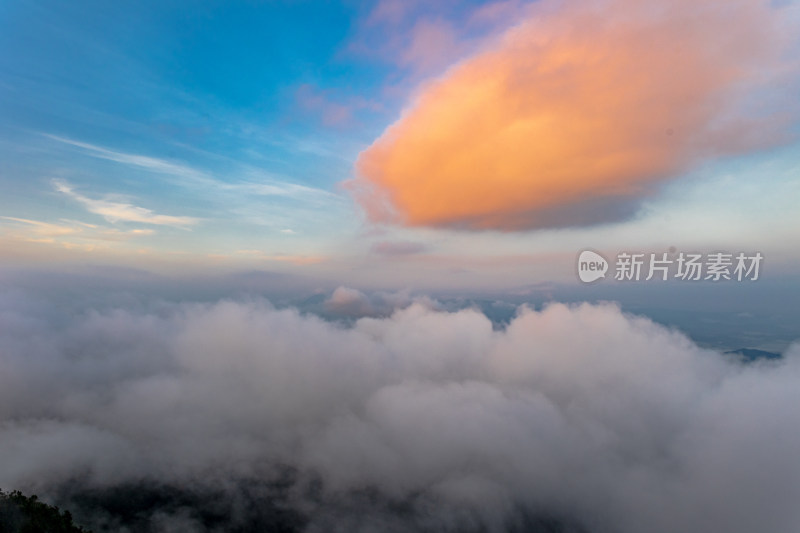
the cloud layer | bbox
[1,287,800,532]
[352,0,798,230]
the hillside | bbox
[0,489,91,533]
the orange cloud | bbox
[351,0,797,230]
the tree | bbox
[0,489,91,533]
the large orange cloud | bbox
[351,0,797,230]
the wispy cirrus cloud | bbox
[237,179,341,203]
[0,216,155,251]
[0,216,78,241]
[44,134,341,204]
[53,180,199,228]
[44,134,209,183]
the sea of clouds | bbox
[1,285,799,532]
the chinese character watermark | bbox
[577,250,762,283]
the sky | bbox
[1,0,799,290]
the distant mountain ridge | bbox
[724,348,782,362]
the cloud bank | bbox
[351,0,799,230]
[323,286,436,319]
[1,288,800,532]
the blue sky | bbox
[1,0,799,289]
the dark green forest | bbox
[0,489,90,533]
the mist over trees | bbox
[1,287,799,533]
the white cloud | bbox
[1,293,799,532]
[44,134,209,184]
[45,134,340,203]
[0,215,155,248]
[53,179,199,228]
[0,216,77,238]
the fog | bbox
[1,285,799,532]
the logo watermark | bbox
[577,249,763,283]
[577,250,609,283]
